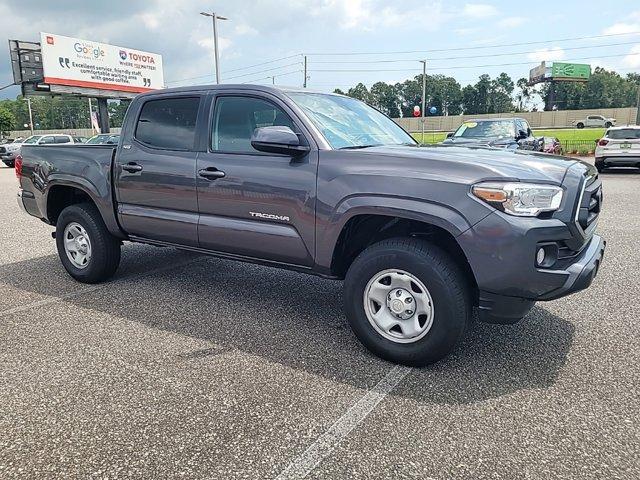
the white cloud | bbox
[196,36,233,54]
[527,47,566,63]
[234,24,258,36]
[498,16,526,28]
[462,3,499,18]
[622,45,640,68]
[603,22,640,35]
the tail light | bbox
[15,154,23,179]
[598,139,609,146]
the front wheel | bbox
[605,122,612,128]
[344,238,470,366]
[576,122,584,129]
[56,203,121,283]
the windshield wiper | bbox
[338,144,383,150]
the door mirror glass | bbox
[516,130,528,140]
[251,126,309,156]
[446,132,454,138]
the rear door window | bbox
[607,129,640,140]
[54,136,71,144]
[39,136,55,144]
[135,97,200,150]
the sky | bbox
[1,0,640,105]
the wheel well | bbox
[46,185,94,225]
[331,215,478,298]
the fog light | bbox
[536,247,546,266]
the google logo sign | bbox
[74,42,105,59]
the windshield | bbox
[607,128,640,140]
[453,120,515,139]
[286,92,416,149]
[23,135,42,144]
[86,135,108,144]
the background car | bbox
[0,137,28,167]
[595,125,640,172]
[573,115,616,129]
[442,118,538,150]
[540,136,563,154]
[86,133,121,145]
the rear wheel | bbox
[576,122,584,129]
[605,121,612,128]
[56,203,121,283]
[344,238,470,366]
[595,160,605,173]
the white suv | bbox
[594,126,640,172]
[574,115,616,129]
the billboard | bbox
[551,62,591,81]
[40,32,164,94]
[529,62,550,84]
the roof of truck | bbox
[139,84,333,98]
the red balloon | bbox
[413,109,421,117]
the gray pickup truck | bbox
[16,85,605,366]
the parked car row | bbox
[1,133,120,167]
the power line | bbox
[309,40,640,64]
[166,54,303,84]
[224,62,302,80]
[310,52,640,73]
[242,69,303,84]
[305,31,640,56]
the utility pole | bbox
[636,84,640,125]
[88,98,93,131]
[200,11,228,84]
[420,60,426,144]
[26,97,34,134]
[303,55,308,88]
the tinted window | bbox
[212,96,295,153]
[54,136,71,144]
[136,97,200,150]
[453,120,515,139]
[607,128,640,139]
[40,136,55,144]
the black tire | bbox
[576,122,584,129]
[2,160,14,168]
[56,202,121,283]
[605,122,612,128]
[595,162,605,173]
[344,238,470,367]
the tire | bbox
[595,160,605,173]
[56,202,121,283]
[344,238,470,367]
[576,122,584,129]
[2,160,14,168]
[604,122,612,128]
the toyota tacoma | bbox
[16,85,605,366]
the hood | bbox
[351,144,578,184]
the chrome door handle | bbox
[198,168,225,179]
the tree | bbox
[346,83,373,104]
[369,82,400,117]
[0,104,16,136]
[515,78,532,111]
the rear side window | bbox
[135,97,200,150]
[607,129,640,140]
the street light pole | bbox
[200,11,228,84]
[420,60,426,145]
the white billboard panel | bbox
[40,32,164,94]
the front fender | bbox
[315,194,475,273]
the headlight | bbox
[472,182,563,217]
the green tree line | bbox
[0,96,130,136]
[335,68,640,117]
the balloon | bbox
[429,106,437,114]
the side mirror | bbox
[516,130,528,141]
[446,132,454,138]
[251,126,309,156]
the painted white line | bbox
[0,258,199,319]
[275,364,412,480]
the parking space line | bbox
[275,365,412,480]
[0,257,200,319]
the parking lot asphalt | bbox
[0,161,638,480]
